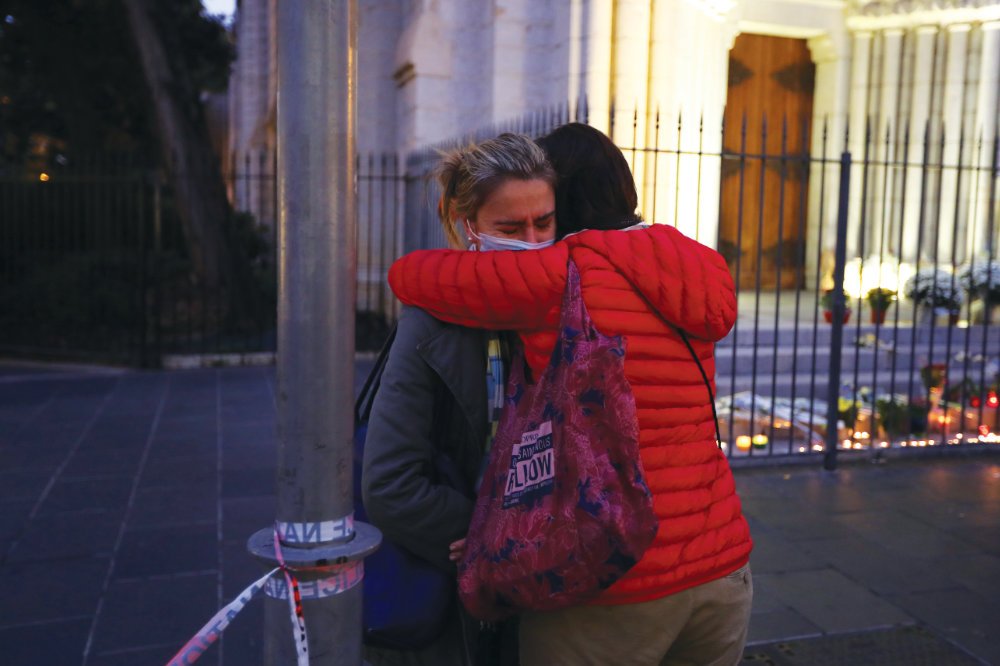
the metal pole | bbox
[248,1,380,664]
[824,151,853,471]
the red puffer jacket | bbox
[388,223,752,605]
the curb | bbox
[161,351,381,369]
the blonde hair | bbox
[436,133,556,248]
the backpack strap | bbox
[355,325,398,425]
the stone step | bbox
[715,341,998,376]
[713,368,991,401]
[717,322,1000,349]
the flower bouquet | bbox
[958,260,1000,301]
[959,260,1000,322]
[904,268,963,323]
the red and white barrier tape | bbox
[165,567,277,666]
[165,522,363,666]
[272,527,310,666]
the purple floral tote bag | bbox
[458,260,658,621]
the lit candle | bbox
[751,434,768,449]
[736,435,751,451]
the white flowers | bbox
[903,268,963,310]
[958,260,1000,296]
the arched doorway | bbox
[719,33,815,291]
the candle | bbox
[736,435,752,451]
[751,434,768,449]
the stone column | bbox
[902,25,939,265]
[936,23,971,266]
[392,3,453,152]
[644,0,731,241]
[568,0,614,131]
[872,29,904,266]
[807,33,850,290]
[846,30,873,263]
[685,14,735,250]
[642,0,678,224]
[972,21,1000,258]
[610,0,652,201]
[492,0,531,123]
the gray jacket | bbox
[362,306,488,571]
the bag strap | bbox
[608,270,723,450]
[355,325,398,425]
[674,329,724,450]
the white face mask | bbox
[464,220,555,252]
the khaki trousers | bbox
[520,564,753,666]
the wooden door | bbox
[719,33,815,290]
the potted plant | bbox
[904,268,963,324]
[920,361,948,412]
[958,260,1000,323]
[865,287,896,324]
[875,396,908,440]
[820,289,852,324]
[837,396,860,430]
[919,362,948,392]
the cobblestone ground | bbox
[0,363,997,665]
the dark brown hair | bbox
[536,123,640,238]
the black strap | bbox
[610,270,724,449]
[355,325,398,425]
[675,329,724,449]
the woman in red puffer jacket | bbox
[391,124,753,666]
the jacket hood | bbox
[566,224,737,342]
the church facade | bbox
[226,0,1000,293]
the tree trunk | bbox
[121,0,233,293]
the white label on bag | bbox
[503,421,555,508]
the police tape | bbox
[272,527,310,666]
[165,526,363,666]
[165,567,278,666]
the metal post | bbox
[247,1,380,664]
[824,151,853,471]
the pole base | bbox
[247,521,382,569]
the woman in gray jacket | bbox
[362,133,557,665]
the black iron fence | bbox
[0,152,404,363]
[2,101,999,465]
[397,103,1000,465]
[1,154,156,364]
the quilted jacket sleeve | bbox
[388,244,571,330]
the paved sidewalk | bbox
[0,363,998,665]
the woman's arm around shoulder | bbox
[388,244,570,330]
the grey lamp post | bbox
[248,1,380,663]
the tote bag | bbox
[458,261,658,621]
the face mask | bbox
[464,220,555,252]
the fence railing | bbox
[0,152,404,362]
[398,103,1000,466]
[2,101,998,466]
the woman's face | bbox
[468,178,556,247]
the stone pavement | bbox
[0,362,998,665]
